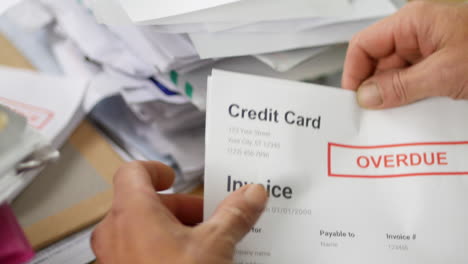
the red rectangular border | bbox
[0,96,54,130]
[328,141,468,178]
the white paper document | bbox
[44,0,155,77]
[127,0,352,25]
[188,0,395,58]
[118,0,241,23]
[0,0,22,15]
[190,18,380,58]
[204,70,468,264]
[0,66,86,201]
[254,46,330,72]
[190,0,395,34]
[0,66,86,145]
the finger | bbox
[90,221,108,261]
[342,2,435,91]
[342,18,395,91]
[113,161,175,201]
[374,53,409,74]
[197,184,268,247]
[356,50,466,109]
[159,194,204,226]
[111,161,178,224]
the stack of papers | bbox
[0,66,87,202]
[16,0,397,112]
[39,0,210,76]
[80,0,396,110]
[88,95,205,191]
[3,0,398,195]
[92,0,396,58]
[0,0,22,15]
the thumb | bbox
[197,184,267,250]
[356,52,454,109]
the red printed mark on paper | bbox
[0,97,54,130]
[328,142,468,178]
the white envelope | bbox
[118,0,242,23]
[212,0,396,33]
[88,0,133,25]
[149,22,251,34]
[254,46,330,72]
[188,0,395,58]
[129,0,352,25]
[190,18,379,58]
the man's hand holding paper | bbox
[343,1,468,108]
[93,2,468,264]
[204,69,468,264]
[92,161,268,264]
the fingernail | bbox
[357,82,382,108]
[244,184,268,211]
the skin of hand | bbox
[342,1,468,109]
[91,161,268,264]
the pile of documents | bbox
[0,66,86,202]
[86,0,396,109]
[0,66,87,264]
[0,1,402,263]
[3,0,397,192]
[109,0,395,58]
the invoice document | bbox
[204,70,468,264]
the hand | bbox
[342,1,468,109]
[91,161,267,264]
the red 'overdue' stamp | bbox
[328,141,468,178]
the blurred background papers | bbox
[0,1,406,263]
[0,66,86,202]
[0,0,398,194]
[117,0,353,24]
[90,0,395,58]
[188,0,395,58]
[0,0,22,15]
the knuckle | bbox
[196,225,237,254]
[172,228,191,242]
[450,79,468,100]
[402,1,433,21]
[113,161,144,184]
[186,235,232,263]
[90,225,106,260]
[90,229,100,252]
[404,1,429,12]
[447,61,468,100]
[216,235,237,252]
[106,200,135,229]
[349,33,361,48]
[109,202,131,221]
[391,71,408,103]
[204,205,255,236]
[435,60,458,97]
[119,161,143,172]
[223,205,255,230]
